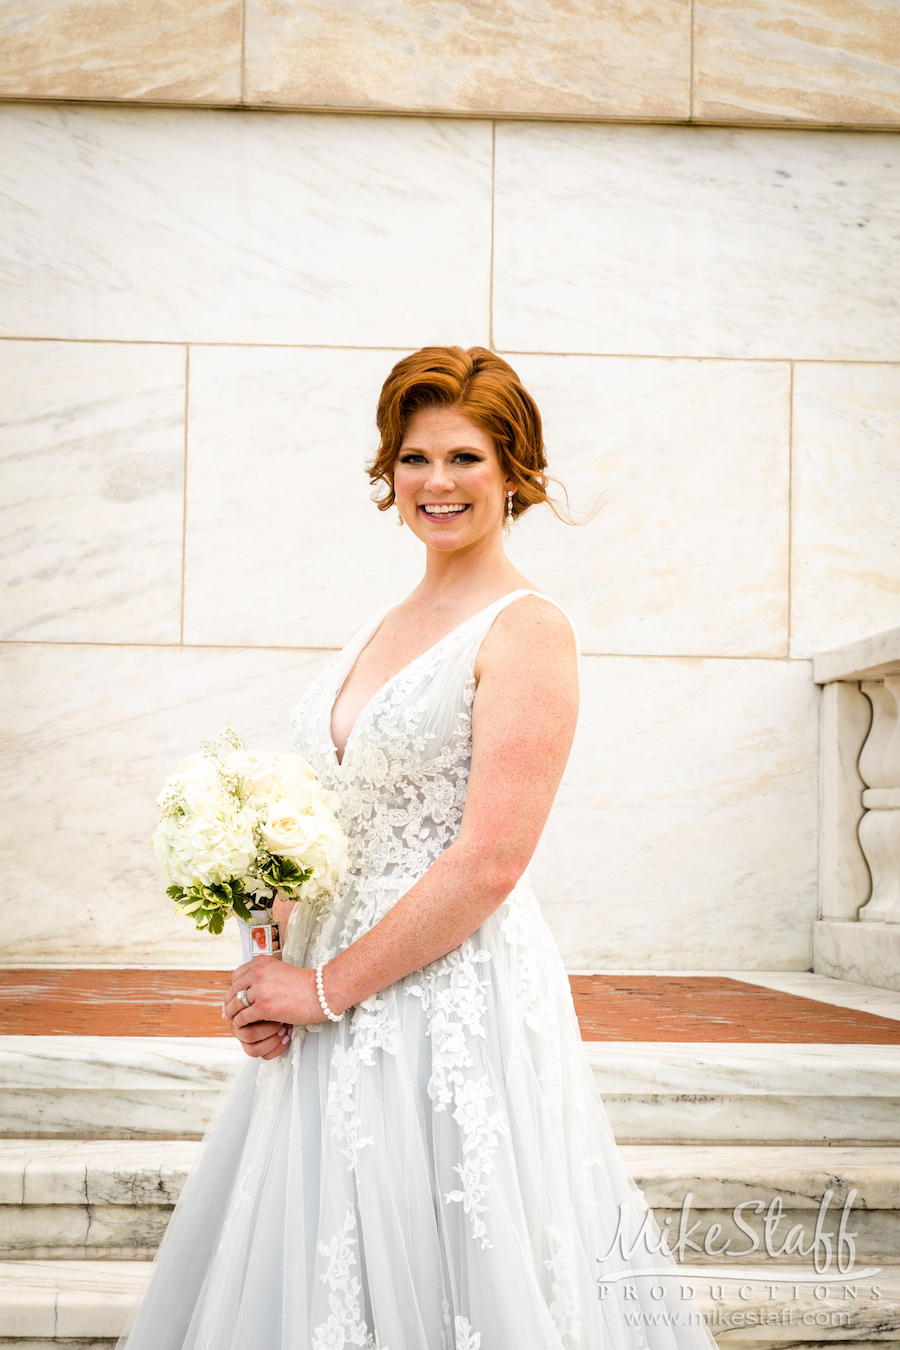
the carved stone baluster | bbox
[858,676,900,923]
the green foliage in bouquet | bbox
[258,854,314,899]
[154,725,350,935]
[166,880,254,935]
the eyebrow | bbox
[398,445,486,454]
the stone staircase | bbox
[1,976,899,1347]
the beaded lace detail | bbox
[291,638,475,901]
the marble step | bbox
[3,1141,900,1266]
[621,1145,900,1268]
[584,1043,900,1145]
[3,1038,900,1144]
[0,1261,897,1347]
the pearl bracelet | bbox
[315,962,344,1023]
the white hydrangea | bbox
[153,730,348,932]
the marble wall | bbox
[1,102,898,968]
[1,0,899,126]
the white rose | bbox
[277,752,317,782]
[263,774,316,813]
[180,778,222,815]
[175,754,217,785]
[224,750,279,794]
[260,803,317,859]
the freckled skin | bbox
[224,406,579,1059]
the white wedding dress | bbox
[120,590,714,1350]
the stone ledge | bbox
[814,923,900,996]
[814,628,900,685]
[2,1038,899,1143]
[0,1261,897,1342]
[5,1140,900,1211]
[4,1142,900,1266]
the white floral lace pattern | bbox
[454,1315,482,1350]
[312,1205,385,1350]
[291,638,476,930]
[545,1223,582,1345]
[324,992,399,1171]
[407,939,508,1249]
[499,883,556,1034]
[446,1074,508,1249]
[406,939,491,1108]
[325,1043,375,1172]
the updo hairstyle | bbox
[368,346,556,521]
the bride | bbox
[121,347,713,1349]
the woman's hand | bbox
[222,955,325,1059]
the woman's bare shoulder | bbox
[476,593,577,680]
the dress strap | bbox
[464,588,581,683]
[482,589,581,655]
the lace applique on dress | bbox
[499,881,556,1034]
[445,1074,508,1249]
[545,1223,582,1345]
[312,1205,384,1350]
[407,939,508,1248]
[350,989,399,1063]
[326,1043,375,1171]
[333,668,476,906]
[406,938,491,1109]
[454,1316,482,1350]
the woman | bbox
[121,347,713,1349]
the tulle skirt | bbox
[119,876,714,1349]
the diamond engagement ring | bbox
[237,988,251,1009]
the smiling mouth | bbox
[419,504,471,518]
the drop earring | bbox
[506,490,514,520]
[396,511,404,527]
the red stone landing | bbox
[1,969,900,1042]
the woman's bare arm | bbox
[324,596,578,1008]
[226,596,578,1038]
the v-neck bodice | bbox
[326,589,544,767]
[288,590,568,934]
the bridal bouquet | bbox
[153,728,348,936]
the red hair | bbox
[368,346,562,520]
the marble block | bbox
[505,354,790,657]
[0,106,492,346]
[691,1265,900,1340]
[493,121,900,361]
[532,654,819,971]
[244,0,690,121]
[0,341,184,645]
[4,1035,898,1144]
[0,644,330,965]
[183,346,423,648]
[0,1038,241,1139]
[653,1206,900,1265]
[694,0,900,127]
[0,1260,145,1339]
[583,1042,900,1097]
[0,1140,200,1207]
[0,0,242,104]
[603,1093,900,1144]
[791,363,900,658]
[814,920,900,994]
[619,1143,900,1210]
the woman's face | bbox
[394,406,512,552]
